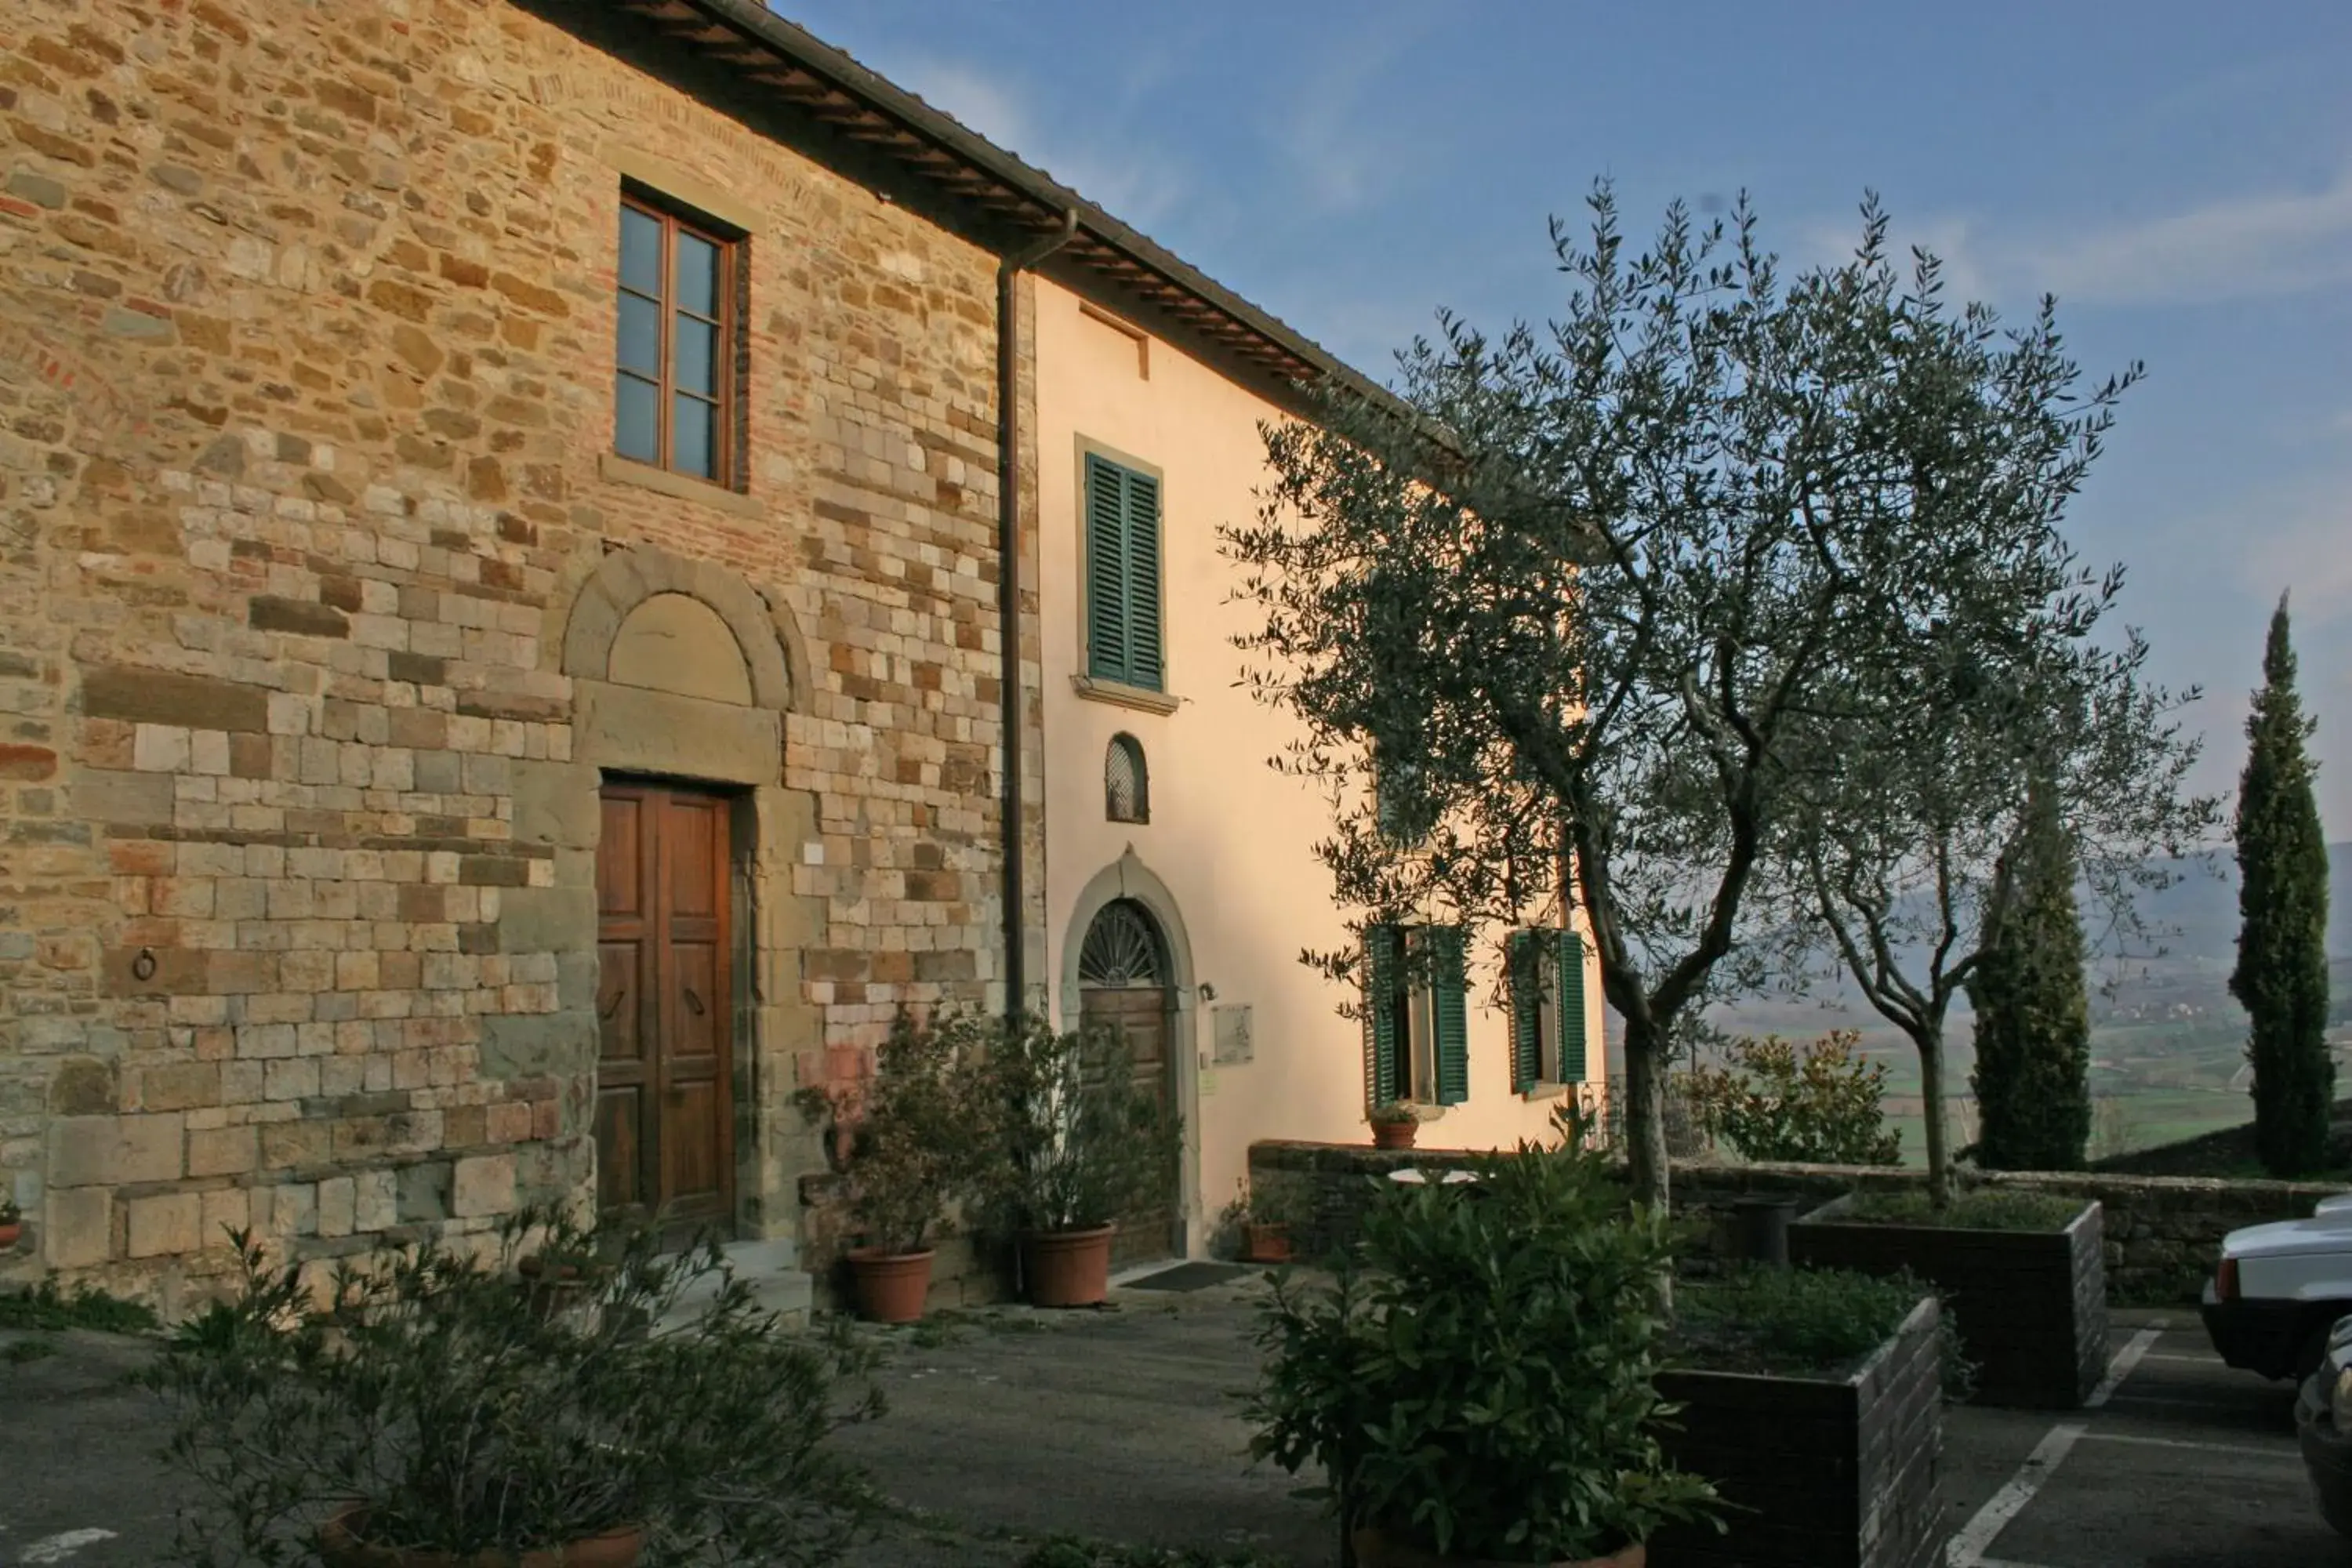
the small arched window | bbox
[1105,733,1149,823]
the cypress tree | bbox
[2231,594,2333,1176]
[1968,774,2094,1170]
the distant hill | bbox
[1690,841,2348,1043]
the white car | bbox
[2296,1315,2352,1538]
[2203,1194,2352,1382]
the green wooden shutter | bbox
[1084,453,1129,684]
[1508,931,1544,1094]
[1364,925,1400,1109]
[1432,925,1469,1106]
[1123,470,1163,691]
[1555,928,1588,1083]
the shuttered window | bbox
[1083,452,1164,691]
[1363,924,1469,1109]
[1508,927,1592,1092]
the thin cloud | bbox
[1275,8,1439,216]
[880,55,1194,232]
[1867,165,2352,310]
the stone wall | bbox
[1248,1142,2341,1303]
[0,0,1044,1307]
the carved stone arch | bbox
[561,545,791,711]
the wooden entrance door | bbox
[1077,898,1179,1267]
[595,781,735,1233]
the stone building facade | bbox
[0,0,1384,1309]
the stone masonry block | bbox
[126,1192,203,1258]
[49,1113,184,1187]
[452,1152,515,1219]
[43,1187,114,1269]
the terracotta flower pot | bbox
[1351,1525,1643,1568]
[847,1247,935,1323]
[319,1505,645,1568]
[1021,1225,1116,1308]
[0,1221,21,1250]
[1371,1119,1420,1150]
[1243,1222,1292,1264]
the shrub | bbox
[1246,1142,1719,1561]
[982,1014,1179,1236]
[144,1210,884,1567]
[1842,1186,2082,1231]
[1686,1031,1902,1166]
[797,1007,1003,1256]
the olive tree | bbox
[1225,186,2160,1207]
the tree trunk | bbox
[1622,1015,1672,1210]
[1917,1028,1951,1211]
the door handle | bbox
[682,987,705,1017]
[599,989,625,1021]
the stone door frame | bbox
[1058,851,1203,1258]
[546,544,823,1243]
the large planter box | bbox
[1650,1296,1947,1568]
[1790,1196,2106,1410]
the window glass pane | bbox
[673,315,718,396]
[616,292,662,377]
[615,374,659,463]
[672,395,715,479]
[675,231,720,318]
[619,206,664,296]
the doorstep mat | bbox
[1120,1261,1248,1292]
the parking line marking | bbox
[2087,1325,2164,1407]
[2078,1429,2302,1461]
[2141,1350,2222,1364]
[1947,1422,2085,1567]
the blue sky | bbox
[779,2,2352,840]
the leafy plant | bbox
[1685,1032,1902,1167]
[0,1194,20,1225]
[1246,1141,1719,1561]
[797,1008,1003,1256]
[143,1210,884,1567]
[1366,1100,1418,1127]
[982,1014,1179,1236]
[1841,1187,2082,1232]
[0,1277,160,1334]
[1670,1266,1922,1377]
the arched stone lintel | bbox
[560,545,791,712]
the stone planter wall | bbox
[1652,1297,1947,1568]
[1247,1142,2341,1304]
[1790,1196,2106,1410]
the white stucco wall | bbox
[1032,279,1602,1255]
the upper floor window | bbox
[615,195,739,486]
[1083,452,1164,692]
[1363,924,1468,1109]
[1105,733,1149,823]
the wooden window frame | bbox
[1080,447,1167,695]
[616,191,743,490]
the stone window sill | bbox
[1071,674,1179,716]
[599,451,762,519]
[1522,1080,1569,1103]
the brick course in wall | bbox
[0,0,1051,1305]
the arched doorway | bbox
[1078,898,1179,1266]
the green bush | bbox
[797,1008,1003,1256]
[0,1278,160,1334]
[1685,1032,1902,1166]
[1842,1187,2082,1231]
[143,1210,884,1566]
[982,1014,1180,1235]
[1246,1142,1719,1562]
[1670,1266,1919,1377]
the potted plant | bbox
[798,1009,998,1324]
[143,1210,884,1567]
[0,1195,20,1250]
[983,1014,1179,1308]
[1367,1100,1420,1151]
[1248,1141,1720,1566]
[1221,1177,1302,1265]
